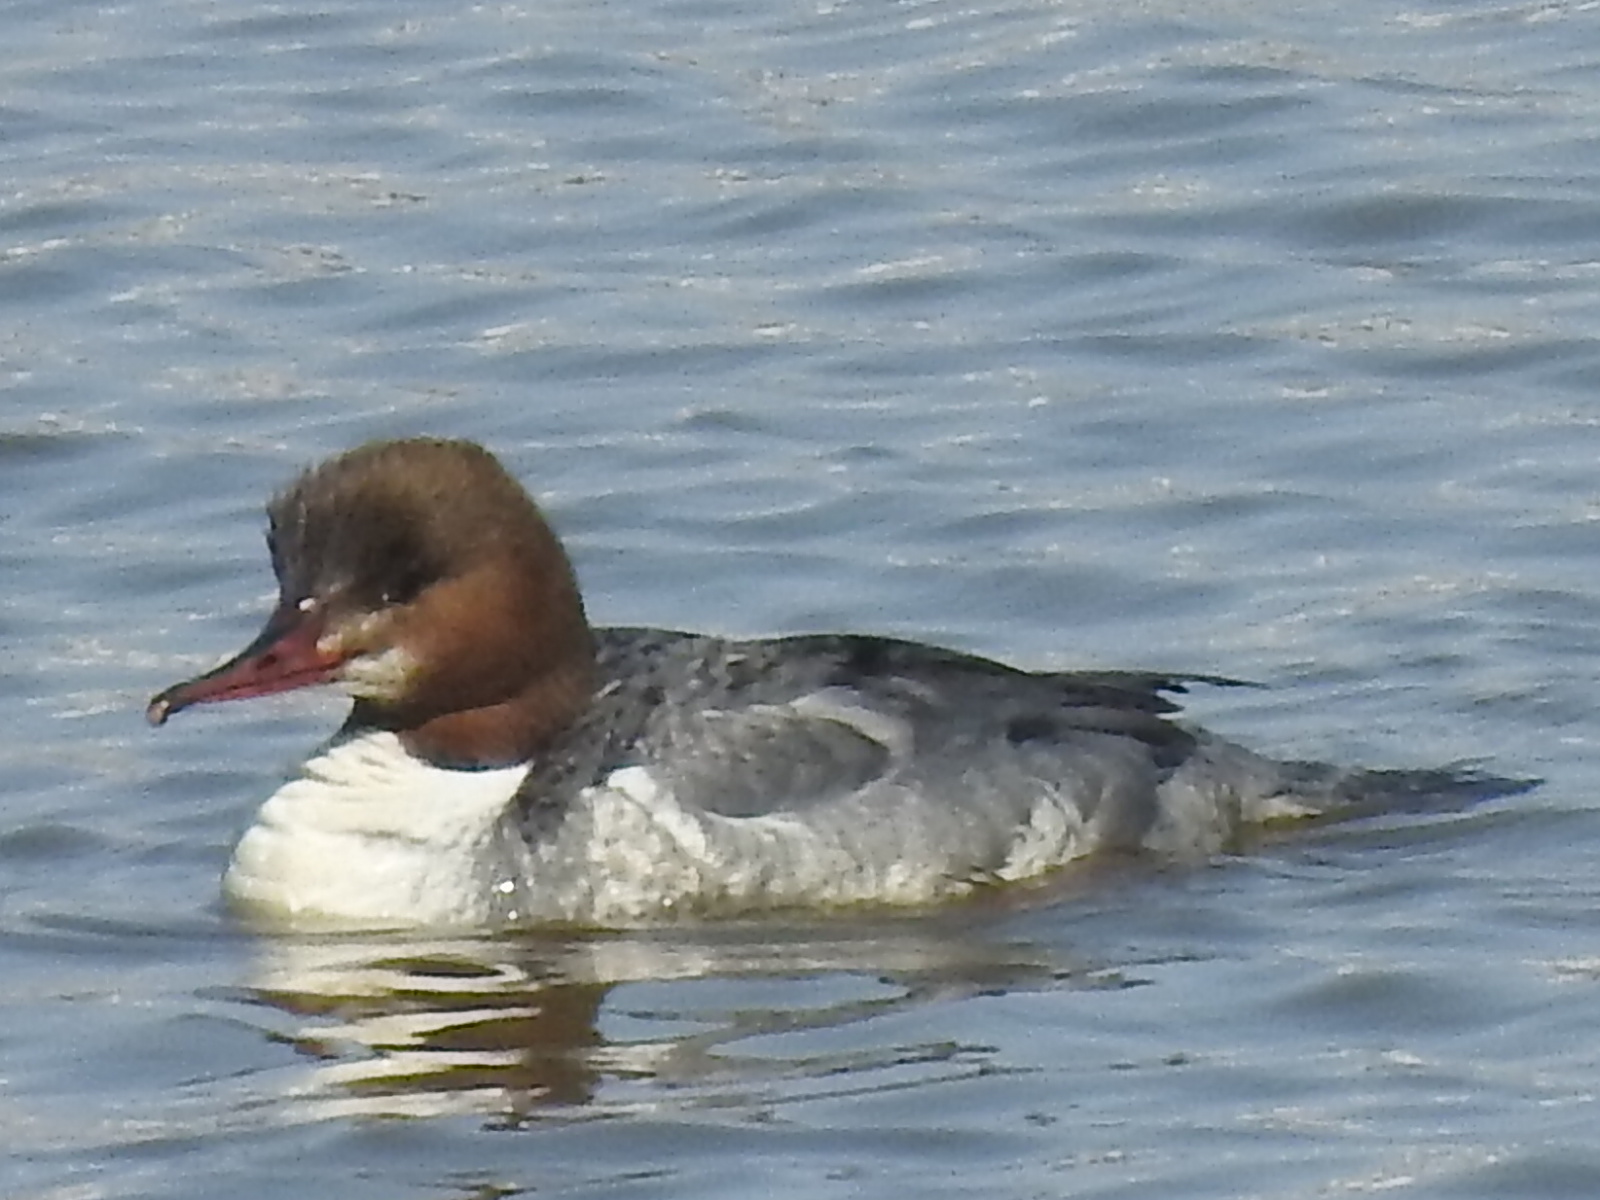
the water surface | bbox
[5,0,1600,1196]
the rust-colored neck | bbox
[340,506,599,768]
[352,653,596,768]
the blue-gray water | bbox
[7,0,1600,1195]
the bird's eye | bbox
[380,566,432,607]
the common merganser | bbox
[148,438,1522,930]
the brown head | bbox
[148,438,597,767]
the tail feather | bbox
[1278,761,1539,826]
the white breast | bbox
[221,732,1108,930]
[223,732,530,929]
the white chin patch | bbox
[338,645,419,702]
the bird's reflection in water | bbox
[241,889,1130,1123]
[235,801,1529,1124]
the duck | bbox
[148,437,1521,930]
